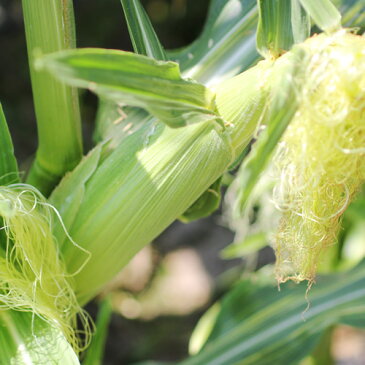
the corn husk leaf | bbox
[180,177,222,223]
[229,45,310,216]
[52,120,233,304]
[37,49,219,128]
[214,60,271,155]
[0,310,79,365]
[94,100,151,145]
[291,0,311,43]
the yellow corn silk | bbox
[0,184,90,352]
[272,31,365,283]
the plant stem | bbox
[22,0,83,196]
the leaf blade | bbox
[183,260,365,365]
[38,49,218,128]
[299,0,342,32]
[83,298,112,365]
[0,104,19,185]
[120,0,167,60]
[170,0,259,85]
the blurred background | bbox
[0,1,365,364]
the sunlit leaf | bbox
[120,0,167,60]
[184,260,365,365]
[38,49,218,128]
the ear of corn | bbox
[40,51,269,304]
[53,120,233,304]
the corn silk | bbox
[0,184,91,352]
[272,31,365,283]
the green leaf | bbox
[180,177,222,222]
[169,0,259,85]
[83,298,113,365]
[182,260,365,365]
[50,143,105,249]
[299,0,342,32]
[231,46,310,215]
[38,49,219,128]
[0,104,19,185]
[256,0,311,58]
[291,0,311,44]
[0,310,80,364]
[221,232,268,258]
[22,0,83,195]
[256,0,294,58]
[335,0,365,28]
[120,0,167,60]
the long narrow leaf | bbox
[0,104,19,185]
[256,0,295,58]
[291,0,311,43]
[83,298,113,365]
[183,260,365,365]
[170,0,259,85]
[256,0,311,58]
[38,49,218,128]
[120,0,167,60]
[335,0,365,28]
[299,0,342,32]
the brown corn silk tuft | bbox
[272,31,365,283]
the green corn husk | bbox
[0,309,80,364]
[52,121,233,304]
[48,61,269,304]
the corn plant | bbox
[0,0,364,364]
